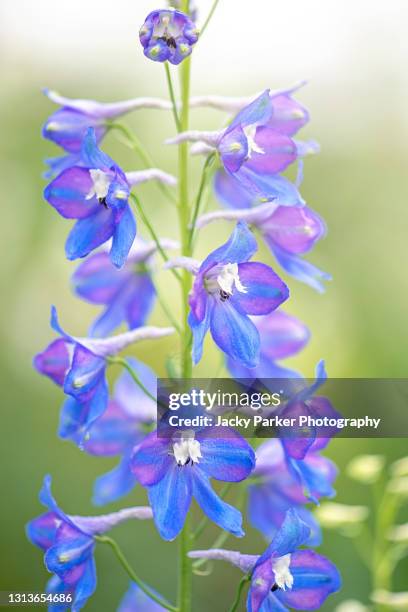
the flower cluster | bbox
[28,4,342,612]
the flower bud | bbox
[315,503,369,529]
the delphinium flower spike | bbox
[34,306,174,444]
[26,476,153,612]
[189,509,341,612]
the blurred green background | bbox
[1,0,408,610]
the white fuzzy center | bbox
[217,263,247,296]
[272,554,293,591]
[173,433,202,466]
[243,124,265,157]
[86,169,111,201]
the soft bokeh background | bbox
[1,0,408,609]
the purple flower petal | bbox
[218,126,249,173]
[118,583,167,612]
[229,90,272,132]
[245,128,297,175]
[26,512,60,551]
[259,509,310,563]
[269,243,331,293]
[43,108,106,154]
[261,206,326,255]
[233,262,289,315]
[196,427,255,481]
[131,432,173,486]
[277,550,341,610]
[33,339,72,386]
[44,167,99,219]
[72,252,127,305]
[256,311,310,361]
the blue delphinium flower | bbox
[33,306,173,444]
[206,170,331,291]
[72,237,178,337]
[189,509,341,612]
[277,361,340,503]
[248,439,323,546]
[118,583,168,612]
[186,222,289,367]
[226,310,310,381]
[42,89,172,156]
[166,89,318,204]
[139,9,199,65]
[82,358,156,506]
[44,128,136,268]
[131,426,255,541]
[26,476,153,612]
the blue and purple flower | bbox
[118,583,168,612]
[167,89,318,205]
[180,222,289,367]
[44,128,135,268]
[226,310,309,380]
[139,9,199,65]
[72,237,178,337]
[26,476,152,612]
[189,509,341,612]
[131,427,255,541]
[83,358,157,506]
[33,306,173,444]
[198,175,330,291]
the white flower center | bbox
[204,263,247,301]
[86,169,111,201]
[173,432,202,466]
[243,124,265,157]
[217,263,247,296]
[272,554,293,591]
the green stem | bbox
[95,535,177,612]
[109,122,177,205]
[130,193,181,283]
[228,575,250,612]
[178,515,193,612]
[188,152,216,248]
[177,4,193,608]
[107,356,157,404]
[165,63,182,131]
[200,0,221,37]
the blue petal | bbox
[38,475,75,529]
[201,222,258,271]
[93,456,137,506]
[214,169,255,210]
[118,582,167,612]
[192,469,244,537]
[65,208,115,261]
[188,300,212,365]
[80,127,114,170]
[45,536,94,575]
[210,300,260,368]
[148,464,192,541]
[110,206,137,268]
[229,90,272,131]
[233,167,305,206]
[71,557,97,612]
[257,508,310,566]
[269,243,331,292]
